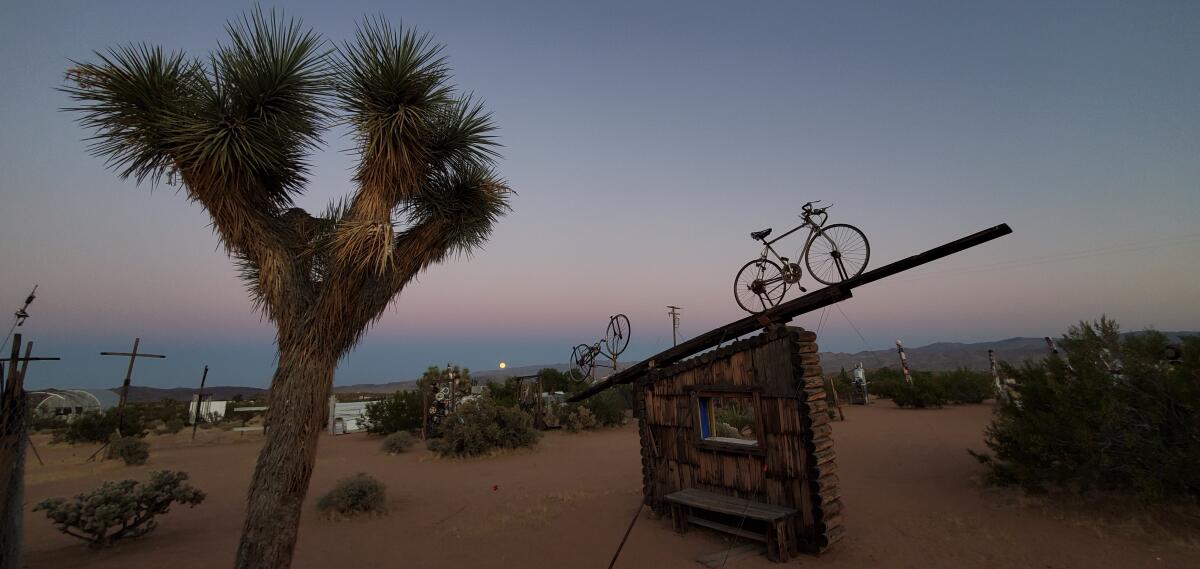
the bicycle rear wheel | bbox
[804,223,870,285]
[734,258,789,313]
[568,344,595,381]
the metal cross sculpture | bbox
[100,337,166,432]
[567,314,631,382]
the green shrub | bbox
[363,391,423,435]
[936,368,994,404]
[52,410,147,444]
[34,470,204,548]
[889,379,947,408]
[428,398,539,457]
[564,406,597,432]
[715,422,741,438]
[316,473,386,518]
[869,367,992,406]
[163,418,186,434]
[973,318,1200,499]
[827,369,855,402]
[486,378,522,408]
[106,435,150,465]
[584,389,628,426]
[381,431,415,454]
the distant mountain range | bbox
[820,331,1196,373]
[98,332,1196,402]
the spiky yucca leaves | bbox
[64,10,510,569]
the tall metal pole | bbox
[191,365,209,440]
[896,339,913,384]
[667,305,681,347]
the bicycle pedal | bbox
[798,286,807,292]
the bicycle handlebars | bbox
[801,200,832,217]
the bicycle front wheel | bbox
[805,223,870,285]
[734,259,789,313]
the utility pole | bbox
[100,338,166,433]
[667,305,682,347]
[895,339,913,384]
[190,365,209,440]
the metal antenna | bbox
[3,285,38,349]
[667,306,682,347]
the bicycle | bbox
[567,314,631,382]
[733,200,870,313]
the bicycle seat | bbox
[750,228,772,241]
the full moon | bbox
[498,361,506,369]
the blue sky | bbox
[1,1,1197,389]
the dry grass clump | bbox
[316,473,387,519]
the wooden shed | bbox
[633,325,841,559]
[568,224,1012,562]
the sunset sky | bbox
[1,1,1197,389]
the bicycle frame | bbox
[756,212,827,265]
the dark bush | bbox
[563,405,597,432]
[486,378,522,408]
[889,379,947,408]
[316,473,386,518]
[381,431,414,454]
[869,367,992,406]
[584,389,628,426]
[363,390,423,435]
[973,318,1200,499]
[106,435,150,465]
[34,470,204,548]
[428,398,539,457]
[827,369,855,403]
[937,367,994,404]
[53,411,147,444]
[163,418,186,434]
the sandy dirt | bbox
[18,404,1200,568]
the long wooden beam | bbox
[569,223,1012,402]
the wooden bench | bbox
[664,488,798,562]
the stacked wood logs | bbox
[788,327,844,551]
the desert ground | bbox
[20,403,1199,569]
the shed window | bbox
[696,393,760,448]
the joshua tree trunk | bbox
[234,340,336,568]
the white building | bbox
[327,398,381,434]
[189,397,229,423]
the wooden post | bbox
[421,388,429,440]
[826,377,845,421]
[0,334,59,569]
[536,376,544,430]
[191,365,208,441]
[100,338,166,433]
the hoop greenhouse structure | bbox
[31,389,119,418]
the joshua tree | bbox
[65,11,510,569]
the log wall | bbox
[636,325,843,552]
